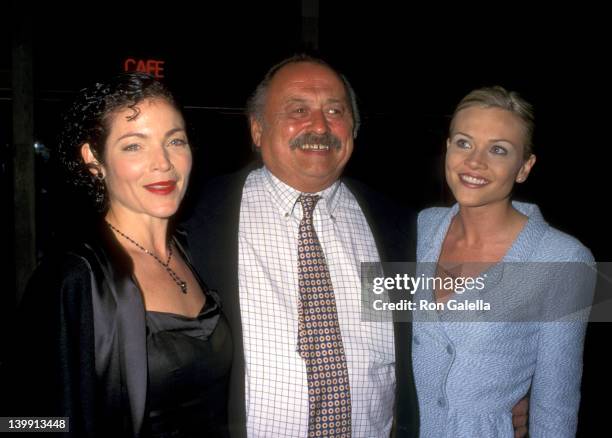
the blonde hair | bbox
[450,86,535,159]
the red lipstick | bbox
[144,180,177,195]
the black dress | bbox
[145,289,232,438]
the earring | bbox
[89,161,105,181]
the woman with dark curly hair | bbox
[7,72,231,437]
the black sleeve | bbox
[3,254,97,437]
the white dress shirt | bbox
[238,167,395,437]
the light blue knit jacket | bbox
[413,201,595,437]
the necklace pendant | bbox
[106,221,188,296]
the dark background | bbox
[2,2,610,435]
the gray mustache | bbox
[290,132,342,151]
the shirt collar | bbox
[262,166,342,218]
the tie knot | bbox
[298,194,320,217]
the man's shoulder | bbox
[181,164,261,231]
[342,177,417,260]
[191,167,254,206]
[342,177,417,221]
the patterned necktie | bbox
[297,194,352,437]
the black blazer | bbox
[183,167,419,438]
[5,223,146,437]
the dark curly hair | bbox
[58,72,178,211]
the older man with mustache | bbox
[184,55,527,438]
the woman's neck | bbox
[105,208,170,258]
[453,199,527,249]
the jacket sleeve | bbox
[5,253,97,437]
[529,252,596,437]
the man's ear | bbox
[250,116,263,149]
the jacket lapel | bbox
[86,223,148,437]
